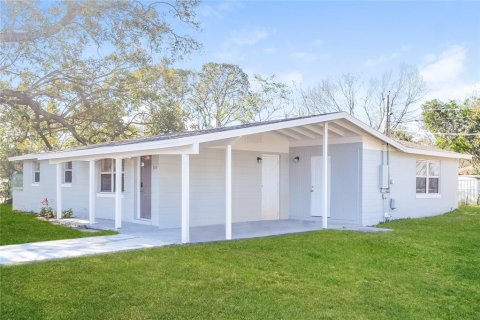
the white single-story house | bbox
[9,112,471,243]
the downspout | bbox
[386,144,393,220]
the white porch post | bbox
[88,160,96,224]
[181,154,190,243]
[56,163,62,219]
[115,158,122,229]
[225,144,232,240]
[322,123,329,229]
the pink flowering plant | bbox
[39,197,55,219]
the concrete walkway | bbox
[0,234,172,265]
[0,219,391,266]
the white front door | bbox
[311,156,331,217]
[262,154,280,220]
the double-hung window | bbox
[32,160,40,184]
[63,161,73,184]
[416,160,440,196]
[100,159,124,193]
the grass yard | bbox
[0,204,116,246]
[1,206,479,319]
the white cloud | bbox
[365,55,386,67]
[279,71,304,85]
[312,39,324,47]
[230,29,270,46]
[215,49,246,63]
[264,47,277,54]
[364,44,412,67]
[420,45,467,85]
[419,45,479,102]
[423,53,437,63]
[290,51,317,63]
[199,1,243,18]
[215,27,273,62]
[290,51,330,63]
[424,81,480,101]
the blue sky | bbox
[175,1,480,102]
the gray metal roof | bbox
[395,140,448,153]
[53,113,334,152]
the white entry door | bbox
[262,154,280,220]
[310,156,331,217]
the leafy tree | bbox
[245,74,292,122]
[189,63,250,129]
[128,65,191,135]
[0,0,200,150]
[188,63,291,129]
[422,98,480,173]
[0,0,200,199]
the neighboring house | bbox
[458,175,480,205]
[9,112,471,243]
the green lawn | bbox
[0,204,116,246]
[1,206,479,319]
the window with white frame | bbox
[100,159,124,193]
[416,160,440,194]
[63,161,73,184]
[32,160,40,183]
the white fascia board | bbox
[8,153,41,161]
[46,144,199,164]
[403,147,472,160]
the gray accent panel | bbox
[289,143,362,224]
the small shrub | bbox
[39,197,55,219]
[39,206,55,219]
[62,208,73,219]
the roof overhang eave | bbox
[7,112,472,162]
[404,148,472,160]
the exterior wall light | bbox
[293,156,300,163]
[257,157,262,164]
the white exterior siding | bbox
[362,145,459,226]
[389,152,458,219]
[60,161,89,218]
[155,148,289,228]
[13,159,137,221]
[12,160,90,218]
[156,155,182,228]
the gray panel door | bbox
[140,156,152,219]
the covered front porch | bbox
[41,115,367,244]
[90,218,387,244]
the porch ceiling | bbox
[272,121,359,142]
